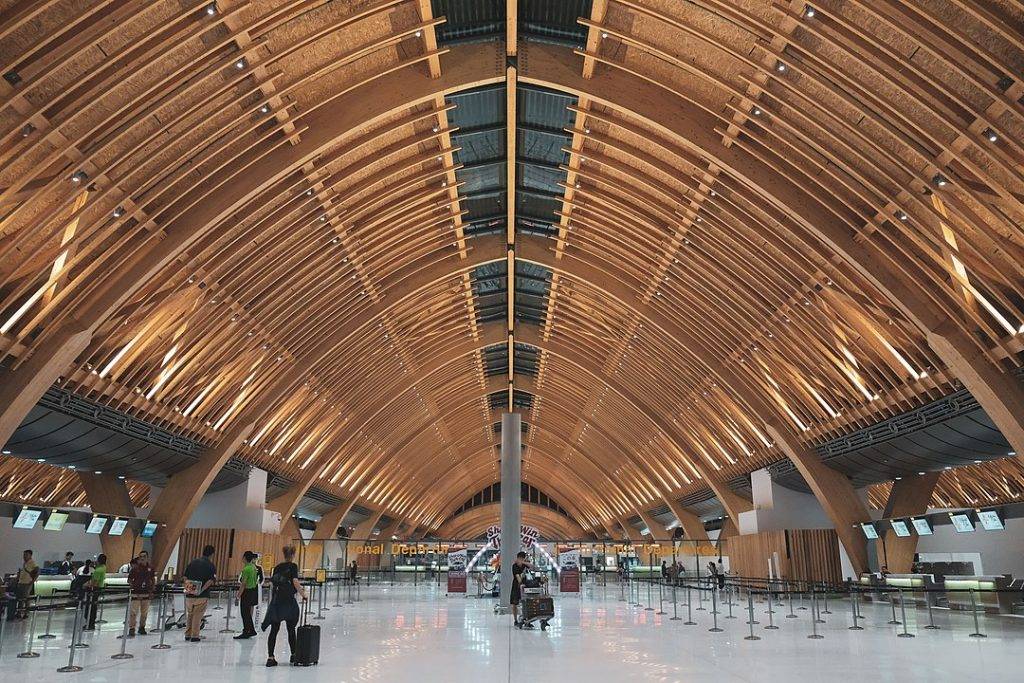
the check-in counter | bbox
[882,573,939,607]
[943,575,1014,614]
[32,573,129,598]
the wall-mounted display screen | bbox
[108,518,128,536]
[13,507,42,529]
[977,510,1004,531]
[911,518,932,536]
[950,513,974,533]
[890,520,911,537]
[140,521,158,538]
[44,511,69,531]
[85,515,108,534]
[860,523,879,540]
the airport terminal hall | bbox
[4,0,1024,681]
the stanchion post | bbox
[848,589,864,630]
[888,590,901,625]
[219,588,235,633]
[924,590,939,630]
[968,589,986,638]
[112,589,135,659]
[96,592,107,624]
[814,584,825,624]
[39,592,58,639]
[897,588,914,638]
[657,576,665,615]
[764,591,778,630]
[744,594,760,640]
[822,585,832,615]
[17,594,41,658]
[0,590,7,658]
[807,590,823,639]
[670,580,680,621]
[725,585,736,619]
[334,573,343,608]
[786,581,797,618]
[684,585,696,625]
[57,597,85,673]
[708,589,723,632]
[152,588,171,650]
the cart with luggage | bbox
[517,572,553,631]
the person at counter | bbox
[84,554,107,631]
[128,551,155,637]
[15,549,39,619]
[59,552,75,575]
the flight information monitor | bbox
[108,518,128,536]
[860,523,879,540]
[949,512,974,533]
[140,521,158,538]
[977,510,1004,531]
[85,515,108,534]
[13,507,42,529]
[890,519,911,537]
[44,511,69,531]
[911,517,932,536]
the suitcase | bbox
[294,604,320,666]
[520,596,554,630]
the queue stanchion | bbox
[813,584,825,624]
[17,594,41,658]
[968,589,986,638]
[670,580,680,621]
[786,581,797,618]
[334,575,343,608]
[725,584,736,619]
[315,581,326,620]
[684,585,696,625]
[798,581,807,611]
[657,577,665,615]
[924,591,939,630]
[695,578,706,611]
[897,588,914,638]
[39,592,58,639]
[213,589,223,611]
[821,586,832,615]
[807,589,823,639]
[219,588,235,633]
[708,589,723,632]
[57,597,85,673]
[356,578,361,602]
[887,590,901,625]
[345,578,354,605]
[744,593,760,641]
[152,588,171,650]
[305,584,316,615]
[618,574,625,602]
[764,590,778,630]
[0,592,7,658]
[112,589,135,659]
[645,573,654,611]
[849,589,864,630]
[96,592,107,624]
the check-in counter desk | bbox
[32,573,129,598]
[857,573,939,605]
[943,575,1015,614]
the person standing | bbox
[510,551,536,629]
[716,560,726,590]
[234,551,259,639]
[84,554,107,630]
[59,551,75,575]
[15,549,39,619]
[182,545,217,642]
[261,546,307,667]
[128,551,155,636]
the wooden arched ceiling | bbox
[2,1,1024,546]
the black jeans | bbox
[240,588,257,634]
[267,619,296,658]
[85,590,101,629]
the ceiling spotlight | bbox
[804,5,815,18]
[896,210,908,221]
[319,215,327,222]
[415,30,422,38]
[1,449,10,455]
[71,170,88,183]
[37,458,45,463]
[306,188,314,196]
[432,125,439,133]
[113,206,125,218]
[118,475,126,480]
[584,127,591,134]
[601,32,608,39]
[752,107,762,116]
[984,128,998,143]
[260,103,270,114]
[933,173,948,187]
[21,123,34,137]
[776,61,786,73]
[205,3,216,15]
[94,471,102,475]
[234,58,246,69]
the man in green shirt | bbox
[234,551,259,639]
[84,554,107,631]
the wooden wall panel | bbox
[175,528,289,581]
[725,529,842,584]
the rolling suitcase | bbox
[294,602,320,666]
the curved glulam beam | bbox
[435,502,587,540]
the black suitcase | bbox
[294,604,320,666]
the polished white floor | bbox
[2,580,1024,681]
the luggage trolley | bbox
[517,572,553,631]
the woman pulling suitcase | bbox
[261,546,309,667]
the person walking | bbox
[261,546,307,667]
[84,554,107,630]
[15,549,39,619]
[234,551,259,639]
[182,545,217,642]
[128,551,155,636]
[707,561,718,591]
[716,560,726,590]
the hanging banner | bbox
[447,548,467,593]
[559,549,581,592]
[484,524,540,550]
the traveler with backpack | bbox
[261,545,308,667]
[182,545,217,642]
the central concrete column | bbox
[500,412,521,609]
